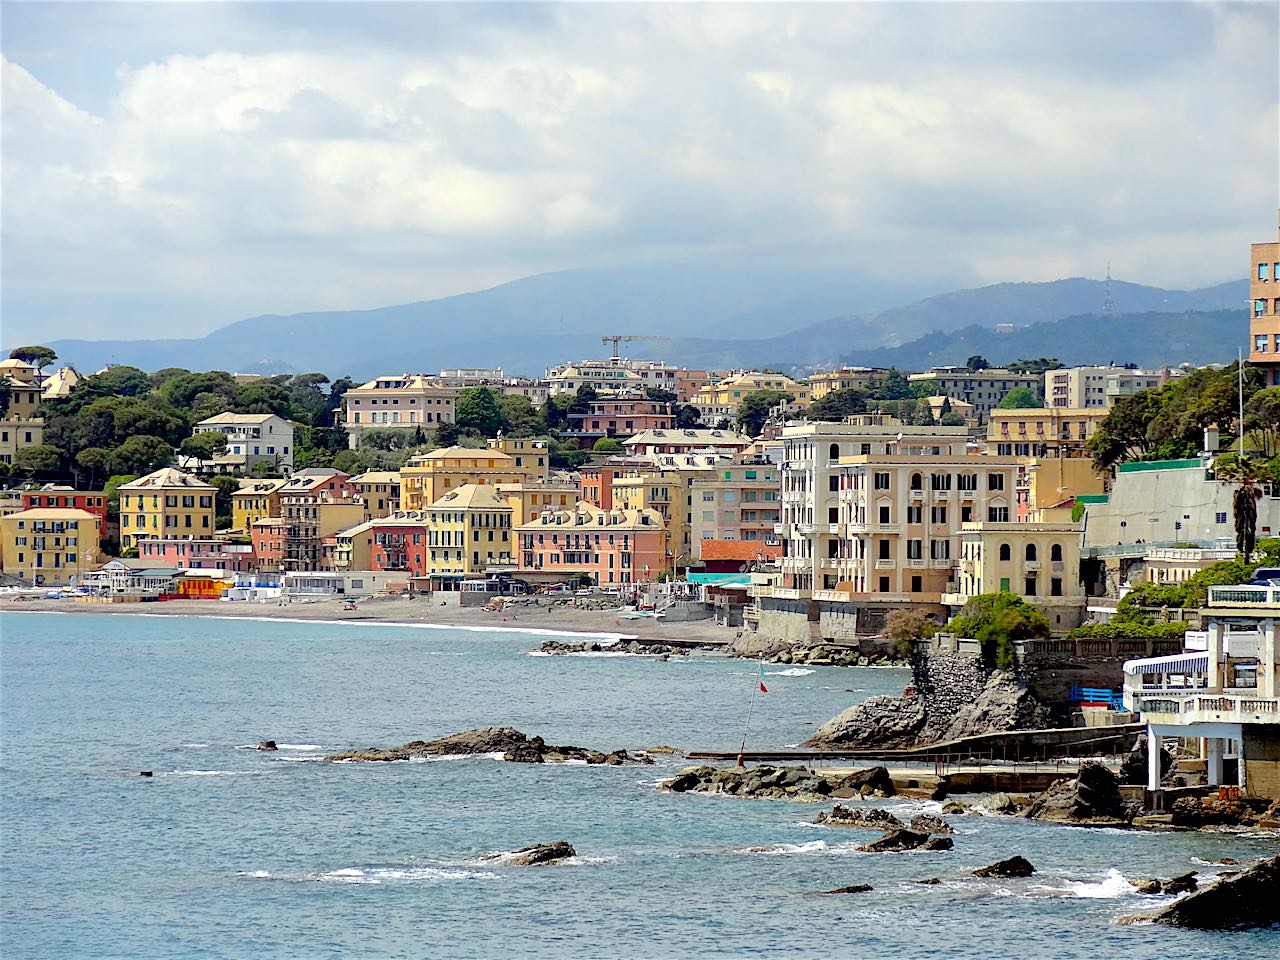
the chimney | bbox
[1203,425,1220,455]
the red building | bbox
[137,537,256,572]
[564,394,672,449]
[368,517,431,578]
[251,518,285,573]
[696,539,782,573]
[21,488,108,536]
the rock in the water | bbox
[324,727,652,765]
[1022,763,1133,826]
[909,813,953,835]
[977,792,1018,815]
[857,829,930,853]
[916,877,941,885]
[138,770,153,777]
[940,800,970,815]
[660,764,831,801]
[492,841,577,867]
[1169,795,1269,828]
[922,836,954,851]
[1161,872,1197,895]
[1129,877,1163,894]
[256,740,278,751]
[817,884,873,895]
[1118,734,1171,785]
[814,804,905,830]
[804,694,927,750]
[973,856,1036,878]
[1149,855,1280,929]
[828,766,895,798]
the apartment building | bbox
[250,518,285,573]
[517,502,666,585]
[907,367,1039,423]
[329,519,377,571]
[807,367,891,400]
[278,469,362,570]
[419,484,516,586]
[828,454,1021,600]
[986,407,1106,458]
[350,471,401,518]
[496,478,579,526]
[231,478,289,533]
[690,371,811,423]
[118,468,217,551]
[774,419,970,596]
[137,537,256,573]
[0,508,100,586]
[622,428,751,459]
[943,521,1085,630]
[342,374,458,448]
[1045,365,1165,409]
[1250,210,1280,385]
[1103,369,1167,406]
[0,360,44,466]
[193,412,295,473]
[41,365,84,401]
[690,460,781,544]
[613,459,730,566]
[20,488,107,535]
[400,438,548,512]
[563,394,673,448]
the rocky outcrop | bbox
[973,856,1036,878]
[817,884,873,895]
[538,639,699,657]
[1169,795,1272,828]
[1161,872,1198,895]
[724,634,903,667]
[922,836,954,851]
[256,740,278,752]
[1022,763,1135,827]
[661,764,831,801]
[1117,734,1171,785]
[828,766,895,798]
[814,805,905,830]
[928,670,1054,743]
[1148,856,1280,929]
[975,793,1019,815]
[324,727,653,765]
[804,694,927,750]
[909,813,953,835]
[485,842,577,867]
[857,829,930,852]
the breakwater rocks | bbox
[324,726,654,765]
[814,805,904,830]
[858,829,953,853]
[973,856,1036,878]
[537,639,706,657]
[803,667,1052,750]
[1122,855,1280,929]
[724,634,901,667]
[482,842,577,867]
[1169,794,1279,829]
[1022,762,1136,827]
[660,764,894,801]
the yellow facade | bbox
[0,371,45,466]
[400,439,548,512]
[351,471,401,518]
[693,372,811,410]
[118,468,217,551]
[986,407,1107,458]
[807,368,889,400]
[332,520,376,570]
[612,466,714,565]
[1025,457,1106,510]
[496,480,579,527]
[231,478,288,533]
[1,508,101,586]
[426,484,514,580]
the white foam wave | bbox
[734,840,829,855]
[407,751,507,763]
[167,769,248,777]
[1060,869,1139,899]
[527,650,634,658]
[766,667,815,677]
[182,743,209,748]
[240,865,498,884]
[276,744,322,751]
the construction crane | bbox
[602,334,668,360]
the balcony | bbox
[908,490,925,500]
[829,522,842,535]
[874,559,895,569]
[1126,692,1280,726]
[931,558,952,568]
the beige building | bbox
[807,367,891,400]
[1024,457,1107,512]
[944,521,1086,631]
[1141,545,1237,586]
[41,366,85,401]
[343,374,458,448]
[330,519,378,571]
[691,371,811,423]
[907,367,1040,423]
[1045,365,1166,409]
[829,455,1022,601]
[1250,210,1280,385]
[545,358,681,396]
[690,460,782,545]
[400,438,548,512]
[622,428,751,459]
[613,460,728,566]
[118,468,217,552]
[425,484,515,584]
[231,477,289,533]
[192,412,294,473]
[986,407,1106,459]
[0,361,45,466]
[351,471,401,518]
[1,508,100,586]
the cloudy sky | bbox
[3,1,1277,344]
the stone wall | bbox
[1244,726,1280,801]
[911,647,989,720]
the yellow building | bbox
[612,463,722,566]
[1,508,101,586]
[1025,457,1107,510]
[944,521,1086,631]
[0,359,45,466]
[351,471,401,518]
[496,479,579,526]
[986,407,1107,458]
[331,519,377,571]
[118,468,217,551]
[400,438,548,512]
[231,477,289,533]
[425,484,515,585]
[807,367,890,400]
[691,371,811,422]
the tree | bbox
[158,371,237,410]
[997,387,1038,410]
[331,449,368,475]
[74,447,110,489]
[11,444,64,480]
[208,474,241,528]
[88,365,150,397]
[806,388,868,421]
[9,345,57,377]
[455,387,503,437]
[877,368,913,401]
[644,387,679,405]
[180,431,229,471]
[1007,357,1064,376]
[947,592,1050,671]
[148,367,192,391]
[104,474,137,522]
[883,610,937,655]
[284,373,333,426]
[105,435,174,476]
[965,355,990,372]
[496,394,545,437]
[593,437,624,453]
[0,376,10,416]
[235,380,298,419]
[1216,454,1265,559]
[736,390,789,436]
[674,404,704,429]
[939,412,967,426]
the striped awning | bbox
[1123,653,1210,676]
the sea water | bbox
[1,613,1277,959]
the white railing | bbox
[1208,584,1280,606]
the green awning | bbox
[687,573,752,586]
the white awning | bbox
[1123,653,1210,676]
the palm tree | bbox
[1218,455,1266,560]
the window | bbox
[1261,262,1270,281]
[829,443,840,461]
[874,472,890,490]
[828,476,839,492]
[907,505,922,524]
[988,474,1005,491]
[931,505,946,524]
[1275,262,1280,281]
[930,473,951,491]
[1256,299,1267,318]
[957,473,977,491]
[860,443,871,455]
[930,539,949,560]
[1051,577,1063,597]
[878,505,891,523]
[988,506,1009,522]
[1025,577,1037,596]
[878,576,890,592]
[1050,543,1063,562]
[907,539,923,559]
[1025,543,1037,561]
[877,539,890,560]
[909,473,923,490]
[910,575,922,593]
[1216,512,1228,524]
[1257,335,1269,353]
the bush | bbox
[1067,620,1188,640]
[947,592,1051,672]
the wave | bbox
[766,667,815,677]
[239,865,498,884]
[1059,869,1140,899]
[166,769,254,777]
[733,840,830,855]
[407,751,507,764]
[276,744,322,751]
[182,743,209,748]
[527,650,634,658]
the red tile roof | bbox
[698,540,781,562]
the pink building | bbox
[251,518,285,573]
[137,537,256,572]
[517,502,666,585]
[368,517,431,578]
[565,395,673,449]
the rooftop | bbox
[118,468,216,491]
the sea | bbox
[1,612,1277,959]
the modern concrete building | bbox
[1250,210,1280,385]
[689,459,782,545]
[907,367,1040,423]
[342,374,458,448]
[517,502,666,585]
[0,507,100,586]
[193,412,295,473]
[1045,365,1168,409]
[1124,584,1280,800]
[118,469,217,551]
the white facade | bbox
[194,413,295,473]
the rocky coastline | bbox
[324,727,654,765]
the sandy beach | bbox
[1,594,741,645]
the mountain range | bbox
[33,264,1247,380]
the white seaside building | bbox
[1122,584,1280,801]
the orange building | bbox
[517,502,666,585]
[251,518,285,573]
[1250,210,1280,385]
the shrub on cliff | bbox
[883,610,937,655]
[947,593,1050,671]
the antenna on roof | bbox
[1103,262,1114,316]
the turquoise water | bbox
[1,612,1277,959]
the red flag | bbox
[759,681,768,694]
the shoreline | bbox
[0,594,741,645]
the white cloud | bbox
[1,2,1276,342]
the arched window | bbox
[1026,543,1038,562]
[1050,543,1063,562]
[999,543,1011,561]
[910,473,923,490]
[829,442,840,462]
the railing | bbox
[1130,692,1280,721]
[1209,584,1280,606]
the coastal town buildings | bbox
[563,394,673,448]
[20,488,107,537]
[117,468,216,552]
[0,361,45,466]
[907,367,1040,423]
[0,507,100,586]
[365,512,432,582]
[40,365,84,401]
[342,373,458,448]
[250,518,285,572]
[399,438,548,511]
[137,536,255,573]
[1045,365,1168,409]
[621,428,751,459]
[807,367,891,400]
[516,502,666,585]
[329,519,377,571]
[231,478,290,533]
[689,459,782,544]
[496,478,579,526]
[278,469,362,570]
[690,371,810,423]
[422,484,515,587]
[613,459,730,567]
[986,407,1106,459]
[192,412,295,473]
[350,471,401,518]
[545,358,682,396]
[1249,210,1280,385]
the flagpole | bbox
[737,657,763,767]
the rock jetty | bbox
[816,884,873,895]
[661,764,894,802]
[1143,855,1279,929]
[538,639,698,657]
[813,805,905,830]
[1022,762,1135,827]
[324,727,654,765]
[856,829,953,853]
[1168,794,1274,828]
